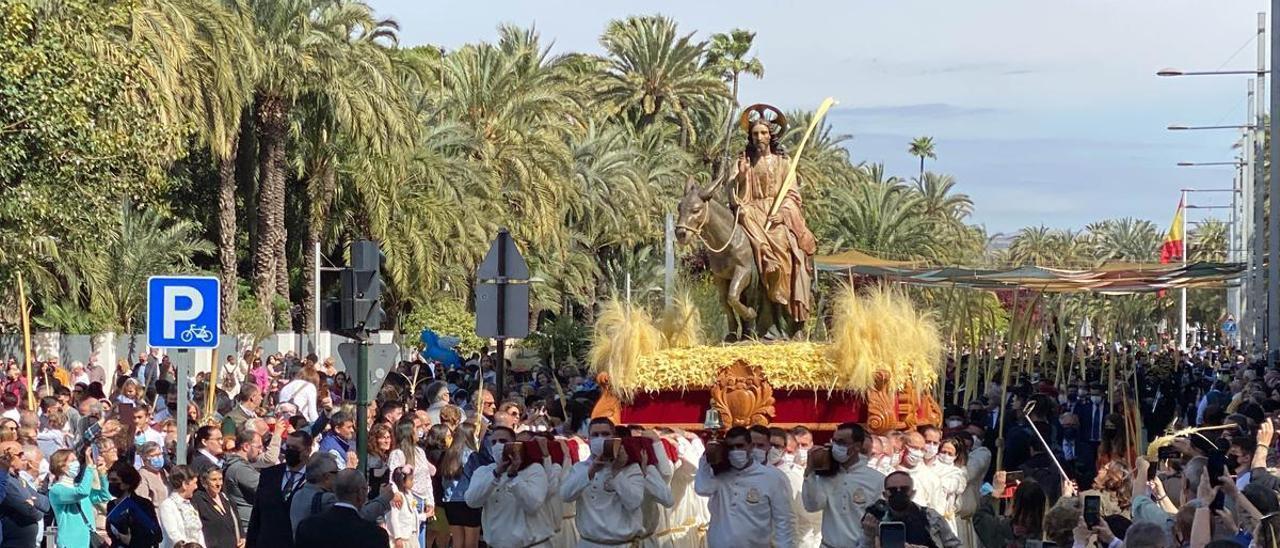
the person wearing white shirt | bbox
[464,425,553,548]
[956,429,993,548]
[925,435,969,538]
[658,430,706,548]
[695,426,795,548]
[521,435,571,548]
[767,428,821,548]
[634,434,675,547]
[560,417,646,547]
[897,431,941,511]
[800,422,884,548]
[278,371,319,423]
[157,466,206,548]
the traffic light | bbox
[342,239,386,334]
[322,239,386,338]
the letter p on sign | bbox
[147,276,220,349]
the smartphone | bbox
[601,438,620,462]
[1157,445,1180,460]
[1084,495,1101,527]
[1207,451,1227,486]
[880,521,906,548]
[1005,470,1025,484]
[1211,491,1226,511]
[1147,461,1159,481]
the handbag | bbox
[75,502,107,548]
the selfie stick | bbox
[1022,401,1070,481]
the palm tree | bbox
[705,29,764,104]
[1087,217,1161,263]
[1189,219,1229,262]
[914,172,973,225]
[598,15,729,144]
[908,136,936,180]
[1008,226,1058,266]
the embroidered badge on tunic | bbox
[852,489,867,505]
[746,488,761,503]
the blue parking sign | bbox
[147,276,220,349]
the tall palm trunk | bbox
[217,135,240,334]
[253,92,289,329]
[300,162,337,335]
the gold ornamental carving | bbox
[709,360,776,429]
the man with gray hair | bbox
[295,469,390,548]
[1124,521,1173,548]
[289,453,397,535]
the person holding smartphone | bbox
[880,471,962,548]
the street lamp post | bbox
[1185,190,1242,347]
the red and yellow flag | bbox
[1159,198,1185,264]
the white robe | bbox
[694,459,795,548]
[801,458,885,548]
[465,462,554,548]
[560,459,646,547]
[780,460,823,548]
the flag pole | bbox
[1180,190,1188,350]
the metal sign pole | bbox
[356,337,369,474]
[496,229,508,399]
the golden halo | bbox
[739,104,787,136]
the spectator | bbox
[289,452,395,534]
[193,468,241,548]
[221,385,262,438]
[247,429,312,548]
[423,381,450,424]
[137,441,169,504]
[440,421,482,547]
[0,440,48,548]
[881,470,963,548]
[188,425,224,476]
[105,461,163,548]
[318,410,357,470]
[36,410,71,457]
[295,469,390,548]
[366,422,394,499]
[49,446,111,548]
[388,417,435,540]
[279,367,320,423]
[975,472,1049,548]
[221,429,262,536]
[387,465,429,548]
[158,465,204,548]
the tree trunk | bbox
[253,92,288,330]
[217,135,240,334]
[300,162,337,335]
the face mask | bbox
[283,447,303,467]
[795,449,808,467]
[767,448,785,466]
[751,448,767,465]
[1091,395,1103,404]
[490,442,505,463]
[148,455,165,469]
[904,448,924,467]
[937,453,957,465]
[945,419,963,429]
[135,433,146,446]
[923,443,939,460]
[728,449,751,469]
[887,489,913,512]
[831,443,852,464]
[781,452,796,466]
[589,437,605,458]
[65,461,80,479]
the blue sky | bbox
[370,0,1266,234]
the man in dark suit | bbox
[295,469,388,548]
[247,430,312,548]
[1072,383,1107,487]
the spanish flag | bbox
[1159,198,1185,264]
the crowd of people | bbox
[0,342,1272,548]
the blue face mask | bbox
[148,456,165,469]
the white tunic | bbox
[924,460,968,534]
[694,459,795,548]
[157,494,206,548]
[465,462,554,548]
[900,463,941,511]
[780,461,823,548]
[801,458,885,548]
[560,460,646,547]
[659,437,706,548]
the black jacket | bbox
[294,504,389,548]
[246,463,304,548]
[193,490,240,548]
[104,494,161,548]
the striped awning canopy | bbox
[815,252,1243,294]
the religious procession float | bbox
[589,101,944,435]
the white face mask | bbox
[65,461,80,479]
[945,419,964,429]
[767,448,784,466]
[751,448,767,465]
[923,442,939,460]
[37,459,49,478]
[904,448,924,467]
[490,442,506,463]
[937,453,957,465]
[1091,395,1103,404]
[728,449,751,469]
[831,444,852,464]
[781,452,796,466]
[795,449,809,466]
[589,437,605,458]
